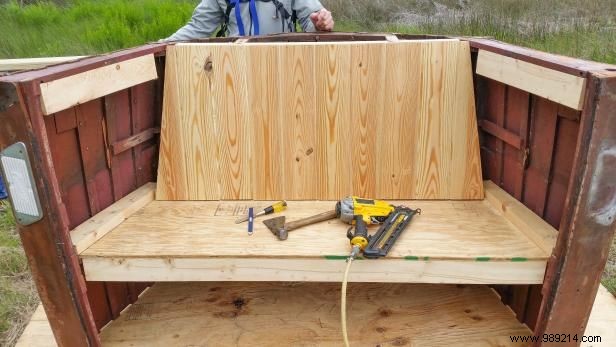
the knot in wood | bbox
[204,57,213,72]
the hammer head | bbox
[263,216,288,240]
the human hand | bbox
[310,8,334,31]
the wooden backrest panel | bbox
[157,40,483,200]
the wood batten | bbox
[39,54,158,115]
[476,50,586,110]
[70,183,156,254]
[484,181,557,255]
[83,257,547,284]
[0,56,86,72]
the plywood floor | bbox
[99,282,531,347]
[20,284,616,347]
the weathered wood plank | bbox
[476,50,586,110]
[39,54,157,115]
[0,56,85,72]
[70,183,155,254]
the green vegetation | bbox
[0,0,195,58]
[0,203,38,347]
[328,0,616,64]
[0,0,615,63]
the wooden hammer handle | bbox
[285,210,338,232]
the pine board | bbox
[157,40,483,200]
[81,199,546,260]
[99,282,531,346]
[39,54,157,115]
[476,49,586,110]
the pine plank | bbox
[0,56,85,72]
[414,41,450,198]
[70,182,155,253]
[39,54,157,115]
[476,50,586,110]
[83,257,547,284]
[99,282,531,346]
[484,180,557,254]
[213,45,252,199]
[155,47,189,200]
[174,44,221,199]
[249,44,284,199]
[351,43,386,197]
[279,44,323,199]
[448,42,485,199]
[157,40,483,200]
[378,42,421,198]
[316,44,353,199]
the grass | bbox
[0,0,615,63]
[0,202,38,347]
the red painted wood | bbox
[544,118,580,229]
[105,90,137,201]
[481,78,507,185]
[502,86,529,200]
[524,285,543,330]
[43,114,90,228]
[8,81,100,345]
[479,119,523,149]
[523,97,559,217]
[53,108,78,133]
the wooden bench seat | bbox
[72,181,556,284]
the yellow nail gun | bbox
[336,196,421,259]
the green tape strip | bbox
[476,257,491,262]
[511,257,528,262]
[405,256,430,261]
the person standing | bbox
[165,0,334,40]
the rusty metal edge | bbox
[466,37,616,78]
[533,71,616,344]
[1,80,100,346]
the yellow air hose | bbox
[341,245,360,347]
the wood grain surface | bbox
[157,40,483,200]
[476,49,587,110]
[99,282,531,346]
[39,54,157,115]
[81,199,547,259]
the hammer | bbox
[263,210,338,240]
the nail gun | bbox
[338,197,421,259]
